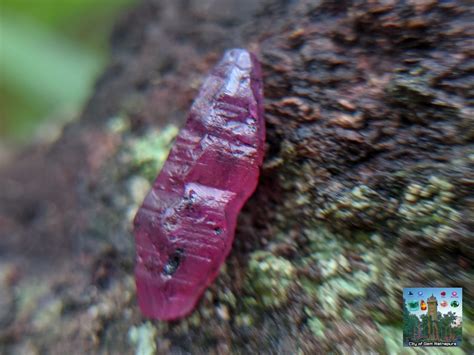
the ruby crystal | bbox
[133,49,265,320]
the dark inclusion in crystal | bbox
[133,49,265,320]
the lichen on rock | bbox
[0,0,472,353]
[398,175,461,243]
[128,322,157,355]
[127,125,179,182]
[244,251,295,309]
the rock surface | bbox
[0,0,472,354]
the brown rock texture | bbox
[0,0,472,353]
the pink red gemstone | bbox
[133,49,265,320]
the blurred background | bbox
[0,0,135,143]
[0,1,471,353]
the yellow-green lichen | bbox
[308,316,325,339]
[128,322,157,355]
[235,313,254,327]
[315,275,368,317]
[314,184,396,229]
[341,307,355,321]
[300,227,400,322]
[217,287,237,308]
[126,175,152,223]
[398,176,461,243]
[377,325,404,355]
[245,251,295,308]
[463,313,473,351]
[128,125,179,181]
[188,312,202,327]
[107,115,131,134]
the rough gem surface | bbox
[133,49,265,320]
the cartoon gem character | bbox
[441,291,446,297]
[452,291,458,297]
[440,300,448,307]
[408,301,419,311]
[418,291,423,296]
[420,300,427,311]
[451,300,459,308]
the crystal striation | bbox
[133,49,265,320]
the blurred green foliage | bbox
[0,0,134,141]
